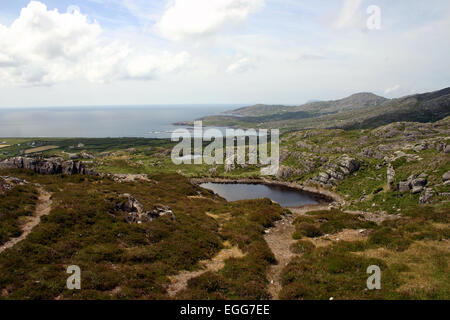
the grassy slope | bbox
[0,183,38,245]
[281,207,449,300]
[0,169,285,299]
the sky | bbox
[0,0,449,107]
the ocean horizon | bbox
[0,105,244,138]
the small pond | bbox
[199,183,319,207]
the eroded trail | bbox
[167,244,245,297]
[264,205,329,300]
[0,187,52,254]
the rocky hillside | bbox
[199,87,450,132]
[228,92,387,117]
[277,117,450,213]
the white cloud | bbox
[156,0,264,41]
[384,84,401,94]
[226,57,255,74]
[0,1,189,86]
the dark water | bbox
[0,105,241,138]
[200,183,318,207]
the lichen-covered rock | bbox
[411,185,424,194]
[398,181,410,192]
[387,163,395,191]
[0,176,28,194]
[310,156,361,186]
[419,188,434,204]
[337,156,360,174]
[0,157,96,175]
[443,171,450,182]
[115,194,175,224]
[411,177,427,188]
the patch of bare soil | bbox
[167,243,245,297]
[0,187,52,254]
[187,195,218,202]
[264,205,329,300]
[311,228,371,247]
[345,210,399,224]
[264,205,389,299]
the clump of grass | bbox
[293,209,377,239]
[293,222,322,239]
[290,240,315,254]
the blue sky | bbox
[0,0,449,107]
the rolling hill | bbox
[199,87,450,132]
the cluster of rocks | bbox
[277,150,327,179]
[310,156,360,186]
[276,166,305,179]
[398,174,429,194]
[115,194,175,224]
[106,174,151,183]
[0,157,96,175]
[0,176,28,194]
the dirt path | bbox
[264,204,329,300]
[0,187,52,254]
[167,244,245,297]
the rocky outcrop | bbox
[397,174,428,194]
[108,174,151,183]
[0,157,96,175]
[0,176,28,194]
[80,151,95,159]
[276,166,306,179]
[115,194,175,224]
[310,156,360,186]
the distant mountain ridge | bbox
[226,92,388,117]
[198,87,450,131]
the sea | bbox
[0,105,242,138]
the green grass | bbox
[280,206,450,300]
